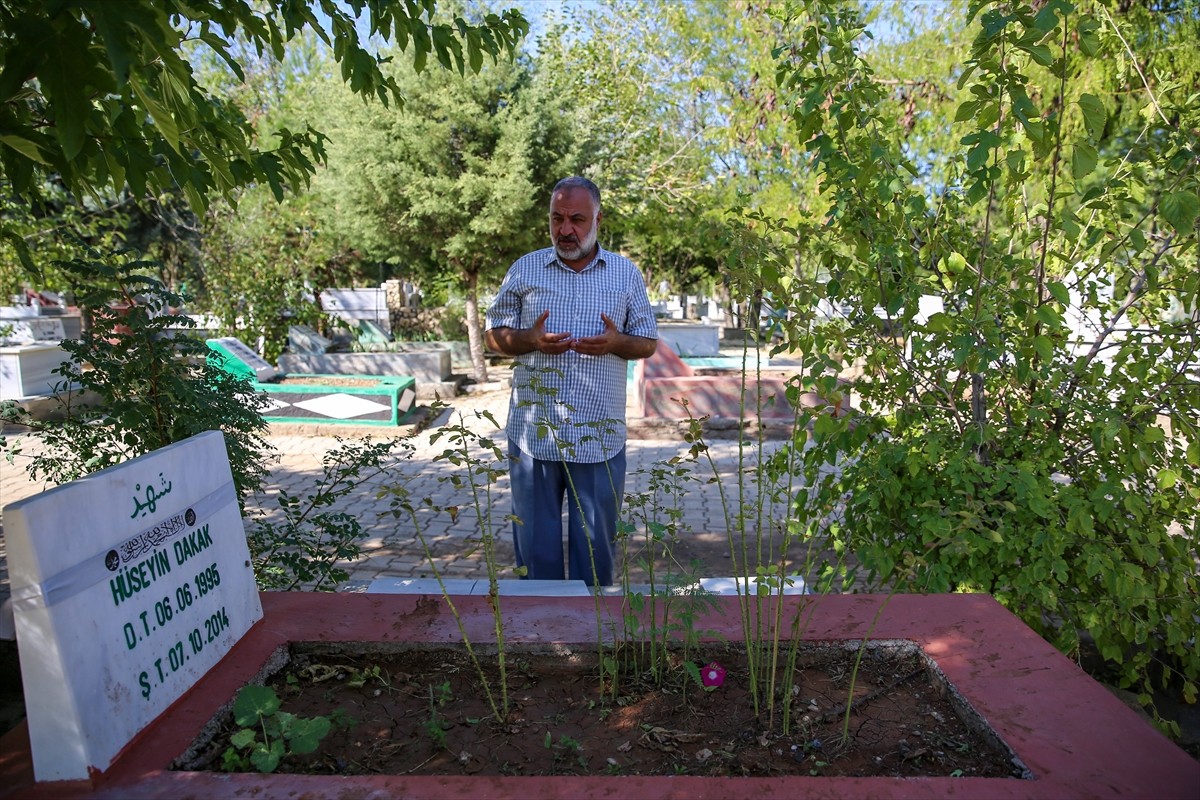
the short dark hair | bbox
[552,176,601,209]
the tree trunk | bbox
[464,269,489,384]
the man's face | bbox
[549,188,600,263]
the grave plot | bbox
[2,592,1196,797]
[206,337,416,426]
[630,340,848,421]
[277,326,453,398]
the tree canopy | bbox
[0,0,528,265]
[316,25,577,379]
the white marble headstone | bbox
[0,317,65,345]
[4,431,263,781]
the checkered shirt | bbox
[486,246,658,463]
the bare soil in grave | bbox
[180,642,1028,779]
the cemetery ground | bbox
[0,385,820,725]
[182,637,1025,779]
[1,382,1198,784]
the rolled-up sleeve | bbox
[624,269,658,340]
[486,268,523,331]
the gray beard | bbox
[553,227,598,262]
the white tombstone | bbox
[319,287,391,333]
[0,317,65,346]
[656,323,721,356]
[914,294,945,325]
[906,294,948,363]
[287,324,333,355]
[0,343,73,400]
[4,431,263,781]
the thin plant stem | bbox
[409,509,504,723]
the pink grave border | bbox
[1,592,1196,799]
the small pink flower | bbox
[701,662,726,688]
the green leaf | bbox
[945,251,968,275]
[1,229,37,275]
[1157,469,1179,490]
[230,728,257,749]
[89,1,162,85]
[1071,143,1098,180]
[1033,335,1054,362]
[0,135,49,165]
[1077,18,1102,57]
[1005,148,1026,177]
[924,312,952,333]
[232,685,281,727]
[249,740,284,773]
[1077,94,1106,140]
[1033,1,1069,33]
[466,30,483,73]
[1035,305,1061,326]
[967,142,991,172]
[129,75,181,154]
[1160,190,1199,235]
[37,17,97,160]
[285,716,331,754]
[1021,118,1045,144]
[1048,281,1070,306]
[955,100,980,122]
[1023,44,1054,67]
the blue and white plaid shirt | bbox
[486,246,658,463]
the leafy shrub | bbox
[1,251,272,505]
[743,1,1199,726]
[248,437,408,591]
[1,250,394,592]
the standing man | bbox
[485,176,658,586]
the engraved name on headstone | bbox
[4,431,264,781]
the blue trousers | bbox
[508,441,626,587]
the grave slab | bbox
[2,431,263,782]
[0,318,65,346]
[318,288,390,333]
[279,348,451,384]
[366,578,592,596]
[631,341,847,420]
[285,325,332,355]
[0,344,74,400]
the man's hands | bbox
[571,313,619,356]
[529,310,573,355]
[486,311,655,360]
[485,310,572,356]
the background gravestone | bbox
[206,336,281,382]
[0,317,65,346]
[4,431,263,781]
[287,324,334,355]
